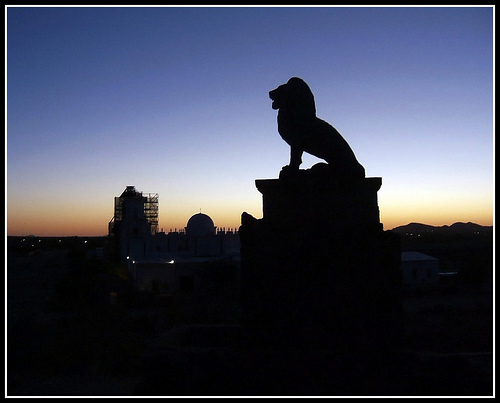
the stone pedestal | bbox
[257,175,383,234]
[240,172,402,354]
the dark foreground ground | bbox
[7,247,493,397]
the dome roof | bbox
[186,213,216,237]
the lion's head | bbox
[269,77,316,117]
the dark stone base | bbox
[239,172,403,354]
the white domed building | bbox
[184,212,234,257]
[186,213,217,238]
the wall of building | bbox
[401,255,440,288]
[129,258,236,294]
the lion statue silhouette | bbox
[269,77,365,181]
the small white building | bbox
[401,251,440,288]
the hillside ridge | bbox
[391,221,493,234]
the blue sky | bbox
[6,6,494,236]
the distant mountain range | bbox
[391,222,493,234]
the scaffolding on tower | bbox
[144,192,159,235]
[108,186,159,236]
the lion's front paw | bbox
[281,165,296,173]
[279,164,300,179]
[283,163,301,171]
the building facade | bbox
[401,251,440,288]
[108,186,240,294]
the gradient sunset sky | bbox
[6,6,494,236]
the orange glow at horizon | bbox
[7,179,493,237]
[379,199,493,230]
[7,199,493,237]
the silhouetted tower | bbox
[108,186,159,263]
